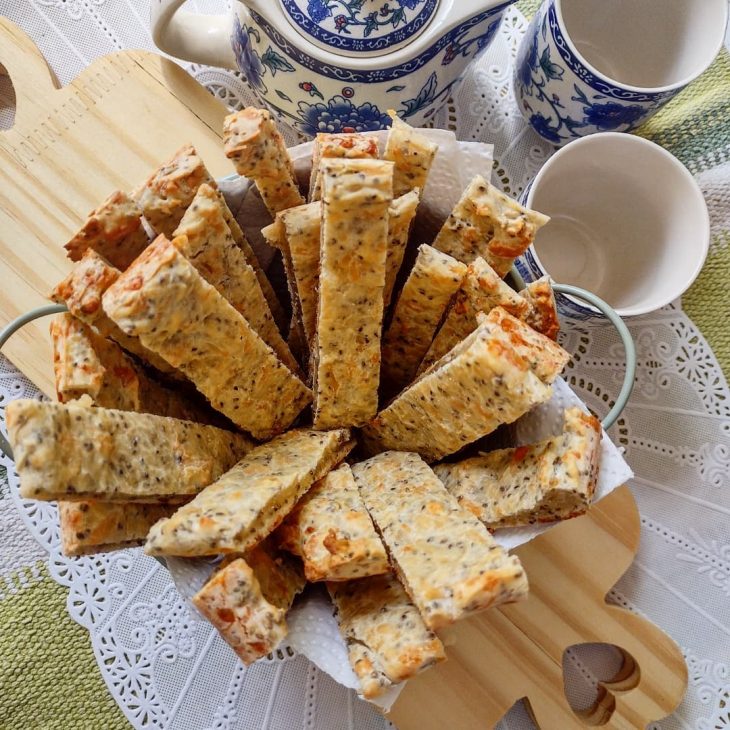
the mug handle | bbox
[150,0,238,69]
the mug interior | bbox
[526,133,709,316]
[558,0,728,90]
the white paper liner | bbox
[170,128,632,712]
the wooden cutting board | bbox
[0,19,687,728]
[0,17,233,395]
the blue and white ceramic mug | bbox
[513,0,728,145]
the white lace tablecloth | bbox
[1,2,729,729]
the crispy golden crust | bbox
[432,176,549,276]
[145,429,353,557]
[6,399,253,502]
[173,183,301,376]
[521,276,560,340]
[134,143,216,238]
[193,543,305,665]
[362,318,553,463]
[308,133,380,202]
[59,501,175,556]
[276,464,389,582]
[102,235,312,439]
[328,574,446,698]
[223,108,305,215]
[64,190,150,270]
[353,452,528,631]
[381,245,466,391]
[383,112,438,198]
[383,189,420,309]
[50,250,179,377]
[417,257,531,373]
[435,407,601,528]
[313,158,393,429]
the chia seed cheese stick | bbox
[432,176,550,276]
[381,244,467,392]
[173,183,301,377]
[133,143,217,238]
[352,451,528,631]
[308,132,380,203]
[434,407,601,528]
[312,158,394,429]
[417,257,531,373]
[327,573,446,699]
[520,275,561,340]
[193,541,306,665]
[50,249,179,378]
[362,317,553,463]
[383,188,420,309]
[6,399,253,502]
[64,190,150,270]
[145,428,353,557]
[276,463,389,582]
[383,111,438,198]
[102,235,312,439]
[223,108,305,215]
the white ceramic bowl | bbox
[516,133,710,318]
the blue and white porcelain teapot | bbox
[151,0,516,135]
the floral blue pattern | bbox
[296,95,391,135]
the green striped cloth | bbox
[1,4,728,726]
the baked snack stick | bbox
[64,190,150,270]
[481,307,569,384]
[520,275,560,340]
[6,399,253,502]
[173,183,301,376]
[352,451,528,630]
[193,541,306,665]
[276,463,389,582]
[59,501,176,556]
[102,235,312,439]
[383,188,420,309]
[313,158,393,429]
[434,407,601,528]
[383,111,438,198]
[432,176,550,276]
[223,108,305,216]
[134,143,216,238]
[381,245,466,391]
[145,428,353,557]
[308,132,380,202]
[327,574,446,699]
[218,193,288,332]
[417,257,531,373]
[50,250,178,378]
[361,316,553,462]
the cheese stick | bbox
[173,183,301,376]
[102,235,312,439]
[361,316,553,462]
[383,188,420,308]
[328,574,446,699]
[145,428,353,557]
[432,176,549,275]
[435,407,601,528]
[6,399,252,502]
[352,451,528,630]
[520,275,560,340]
[381,245,466,391]
[193,541,306,665]
[383,111,438,198]
[134,143,216,237]
[313,158,393,429]
[417,257,531,373]
[308,132,379,202]
[64,190,149,270]
[276,463,389,582]
[223,108,305,215]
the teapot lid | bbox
[280,0,438,57]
